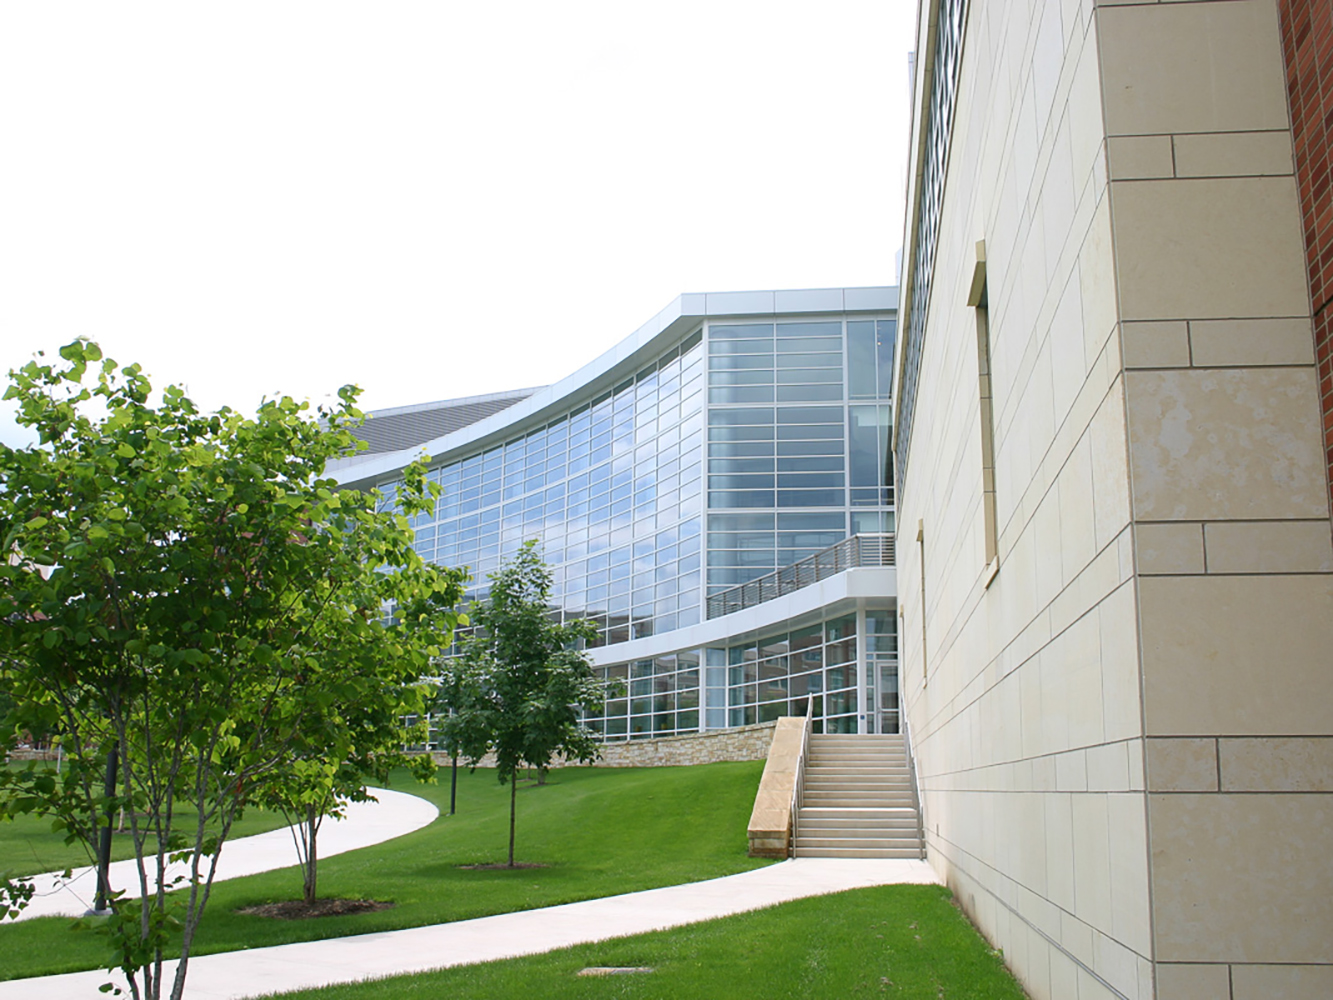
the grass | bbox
[0,760,770,980]
[267,885,1029,1000]
[0,794,293,879]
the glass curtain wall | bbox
[392,331,706,647]
[706,318,897,596]
[584,606,898,739]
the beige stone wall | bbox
[1103,1,1333,994]
[430,722,777,771]
[747,717,806,857]
[897,0,1332,996]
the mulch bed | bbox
[237,898,395,920]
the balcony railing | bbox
[706,533,896,620]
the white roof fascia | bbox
[330,286,899,490]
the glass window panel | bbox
[708,549,778,568]
[709,385,775,404]
[710,440,776,457]
[877,319,897,393]
[778,336,844,353]
[777,368,842,384]
[777,456,844,472]
[777,384,844,402]
[710,530,775,550]
[709,407,775,426]
[827,614,856,641]
[777,472,845,489]
[709,457,776,474]
[777,489,845,507]
[709,354,777,370]
[851,510,890,534]
[776,322,841,338]
[777,438,844,456]
[709,512,776,530]
[847,321,878,398]
[709,474,775,490]
[709,369,776,386]
[710,323,775,340]
[709,490,775,508]
[777,353,843,368]
[825,666,853,691]
[709,425,776,442]
[849,405,889,488]
[778,529,845,548]
[776,424,843,440]
[778,406,843,424]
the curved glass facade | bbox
[348,288,899,740]
[408,331,705,646]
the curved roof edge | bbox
[329,285,899,489]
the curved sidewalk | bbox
[0,857,940,999]
[11,788,439,922]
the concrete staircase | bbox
[794,733,923,859]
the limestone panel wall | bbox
[897,0,1146,994]
[898,0,1333,995]
[1101,0,1333,993]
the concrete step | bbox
[804,776,911,785]
[799,806,918,821]
[805,762,909,771]
[809,735,903,744]
[793,846,923,859]
[804,787,912,797]
[799,757,906,768]
[799,800,917,816]
[799,816,919,833]
[795,835,922,850]
[794,734,922,862]
[799,789,917,800]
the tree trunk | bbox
[304,805,318,904]
[93,743,117,914]
[450,754,458,815]
[507,776,516,868]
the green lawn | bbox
[0,785,293,879]
[0,760,771,980]
[268,885,1029,1000]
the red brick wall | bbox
[1279,0,1333,495]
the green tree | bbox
[453,541,604,867]
[252,681,441,906]
[0,341,463,1000]
[432,653,484,816]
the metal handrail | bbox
[707,533,897,620]
[901,711,926,860]
[789,697,814,857]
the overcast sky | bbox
[0,2,915,448]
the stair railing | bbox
[901,712,927,860]
[789,697,814,857]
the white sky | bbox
[0,1,916,449]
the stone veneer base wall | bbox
[430,722,778,770]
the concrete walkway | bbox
[11,788,439,922]
[0,858,940,999]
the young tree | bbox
[453,541,604,867]
[0,341,463,1000]
[252,685,439,907]
[432,654,484,816]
